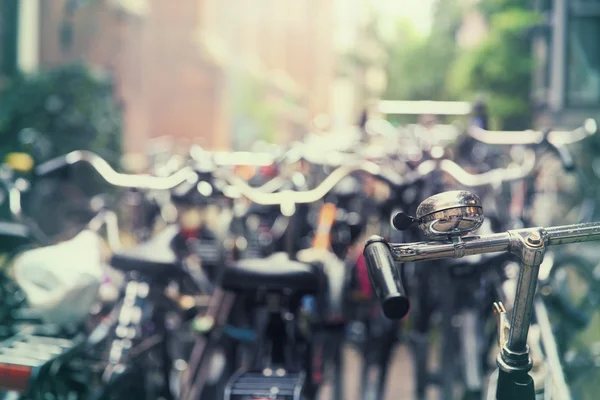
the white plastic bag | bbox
[13,230,105,326]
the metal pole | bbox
[506,259,541,352]
[549,0,567,111]
[16,0,39,73]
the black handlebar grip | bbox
[363,236,410,319]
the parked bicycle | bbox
[364,189,600,400]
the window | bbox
[566,17,600,106]
[0,0,19,78]
[532,27,552,104]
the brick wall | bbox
[37,0,340,153]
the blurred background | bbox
[0,2,599,400]
[2,0,598,159]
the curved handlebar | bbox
[412,148,536,186]
[221,150,536,206]
[218,162,389,206]
[547,118,598,145]
[466,119,597,146]
[36,151,197,190]
[33,147,535,209]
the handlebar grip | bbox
[363,236,410,319]
[549,142,575,172]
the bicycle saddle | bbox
[111,225,180,277]
[222,252,320,293]
[0,222,31,253]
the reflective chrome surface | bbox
[388,222,600,264]
[376,192,600,398]
[546,222,600,245]
[415,191,484,239]
[389,232,510,262]
[416,190,482,217]
[418,207,485,239]
[387,220,600,373]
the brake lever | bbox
[494,302,511,349]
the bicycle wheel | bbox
[542,252,600,399]
[545,253,599,341]
[531,153,595,226]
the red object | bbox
[181,227,198,241]
[312,345,324,384]
[356,253,373,297]
[509,181,526,218]
[0,363,32,392]
[259,164,278,178]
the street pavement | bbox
[319,344,442,400]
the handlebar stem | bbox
[502,229,545,367]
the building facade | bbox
[3,0,366,154]
[532,0,600,128]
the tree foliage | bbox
[449,1,540,129]
[381,2,465,124]
[378,0,540,129]
[0,64,123,234]
[384,1,464,102]
[231,74,278,148]
[0,64,122,162]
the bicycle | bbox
[177,156,429,400]
[363,189,600,400]
[385,143,537,400]
[466,120,600,398]
[389,119,598,400]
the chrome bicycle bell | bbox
[392,190,484,240]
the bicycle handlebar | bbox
[217,162,389,206]
[34,148,535,215]
[220,151,535,207]
[35,151,197,190]
[383,222,600,264]
[414,149,536,187]
[466,119,597,146]
[364,221,600,320]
